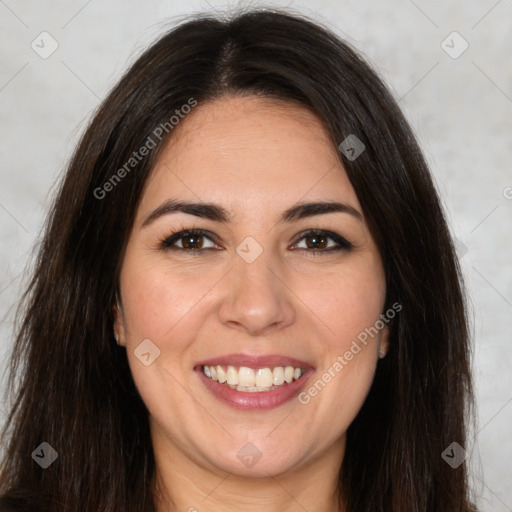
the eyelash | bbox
[159,228,353,256]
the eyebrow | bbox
[141,199,363,227]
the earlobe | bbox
[378,325,390,359]
[113,302,126,347]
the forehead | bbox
[137,96,361,222]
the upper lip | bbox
[196,353,314,369]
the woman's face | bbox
[115,96,388,479]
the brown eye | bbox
[304,233,329,249]
[160,229,219,253]
[180,234,204,249]
[291,230,353,253]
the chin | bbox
[203,438,305,478]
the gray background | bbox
[1,0,511,509]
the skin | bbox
[114,96,388,512]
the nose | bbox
[218,246,296,337]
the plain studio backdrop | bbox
[0,0,511,509]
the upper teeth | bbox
[203,365,305,391]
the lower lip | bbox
[196,367,314,410]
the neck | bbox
[151,428,345,512]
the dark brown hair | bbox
[0,8,477,511]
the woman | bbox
[0,8,477,512]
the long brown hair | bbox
[0,9,477,511]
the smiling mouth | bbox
[202,364,307,392]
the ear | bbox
[378,324,390,359]
[113,300,126,347]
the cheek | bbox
[120,255,220,346]
[294,257,385,419]
[311,354,378,441]
[119,266,199,423]
[116,257,203,393]
[298,257,386,347]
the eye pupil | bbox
[306,234,327,249]
[183,235,202,249]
